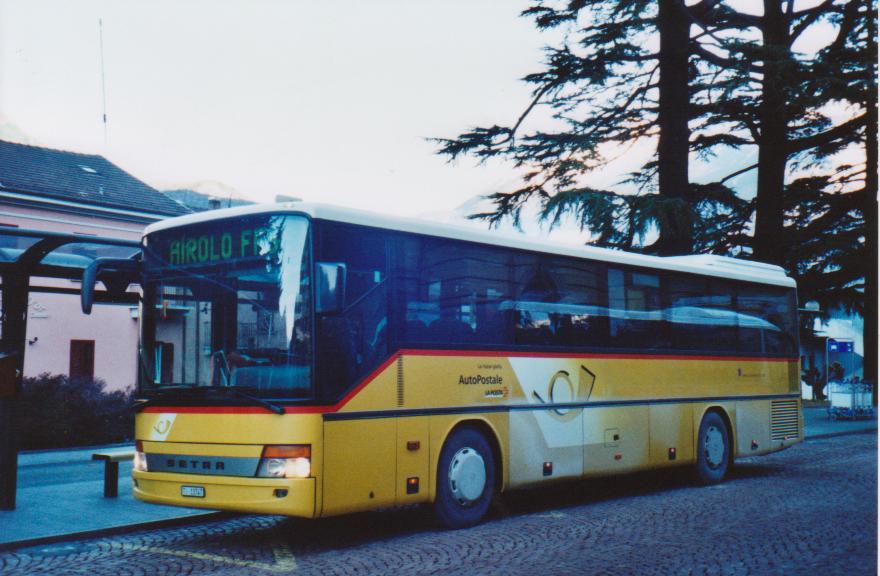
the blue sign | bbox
[828,339,854,353]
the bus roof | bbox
[144,202,796,288]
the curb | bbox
[804,428,877,441]
[0,511,232,552]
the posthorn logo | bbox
[150,414,177,441]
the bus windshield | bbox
[139,214,312,398]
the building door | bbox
[69,340,95,380]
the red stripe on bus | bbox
[142,352,402,415]
[141,405,328,414]
[141,349,796,414]
[329,352,401,410]
[398,349,798,363]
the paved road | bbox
[1,433,875,576]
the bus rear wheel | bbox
[695,411,731,485]
[434,427,495,529]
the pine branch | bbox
[786,113,867,153]
[508,83,556,146]
[692,43,763,74]
[720,163,759,184]
[824,0,863,55]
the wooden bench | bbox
[92,450,135,497]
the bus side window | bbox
[512,256,558,347]
[667,276,736,353]
[551,258,607,348]
[399,237,442,343]
[400,237,510,347]
[474,287,509,343]
[514,309,553,345]
[706,280,738,352]
[736,286,796,356]
[607,269,667,350]
[316,223,389,400]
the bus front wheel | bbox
[434,427,495,529]
[695,411,731,485]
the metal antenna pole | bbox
[99,18,108,148]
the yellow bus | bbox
[88,202,801,528]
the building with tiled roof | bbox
[0,139,190,392]
[0,139,190,221]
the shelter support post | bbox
[0,273,29,510]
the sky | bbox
[0,0,565,218]
[0,1,852,230]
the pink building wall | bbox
[1,204,148,392]
[0,204,143,238]
[24,293,140,392]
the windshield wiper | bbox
[133,386,285,415]
[226,388,286,415]
[131,386,193,412]
[132,398,155,413]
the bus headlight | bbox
[134,440,148,472]
[257,445,311,478]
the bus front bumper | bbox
[132,470,316,517]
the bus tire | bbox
[695,411,730,485]
[434,426,495,529]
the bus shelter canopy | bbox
[0,226,142,511]
[0,227,140,281]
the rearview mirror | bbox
[81,257,141,314]
[316,262,346,314]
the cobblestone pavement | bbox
[1,433,875,576]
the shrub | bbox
[17,373,134,450]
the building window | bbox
[69,340,95,380]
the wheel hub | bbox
[448,447,486,506]
[704,425,725,469]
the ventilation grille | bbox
[771,400,799,440]
[396,356,404,407]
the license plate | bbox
[181,485,205,498]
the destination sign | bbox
[166,228,266,265]
[146,215,281,267]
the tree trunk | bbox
[753,0,790,265]
[865,0,878,402]
[655,0,693,256]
